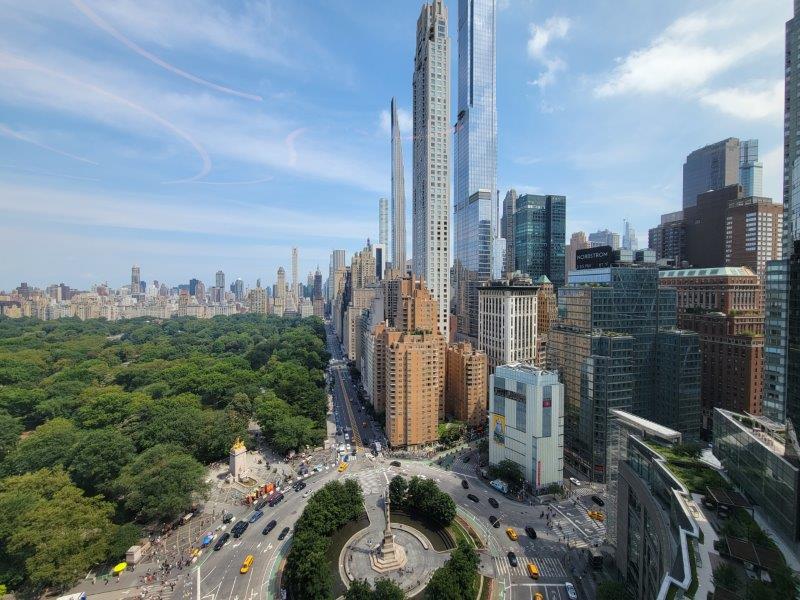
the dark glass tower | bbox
[513,194,566,288]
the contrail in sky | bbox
[0,123,99,165]
[71,0,263,102]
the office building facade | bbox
[764,259,790,421]
[513,194,566,288]
[725,195,783,278]
[648,211,686,266]
[477,277,538,371]
[589,229,620,250]
[454,0,497,340]
[682,138,740,209]
[565,231,590,280]
[413,0,451,340]
[501,189,518,275]
[488,364,564,490]
[379,197,389,246]
[740,138,763,197]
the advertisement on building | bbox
[492,414,506,445]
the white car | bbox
[565,582,578,600]
[569,477,581,487]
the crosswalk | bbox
[493,556,566,579]
[546,514,590,549]
[345,467,392,495]
[572,486,595,497]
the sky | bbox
[0,0,791,290]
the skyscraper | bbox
[622,219,638,251]
[329,250,346,302]
[215,270,225,290]
[589,229,620,250]
[682,138,740,209]
[454,0,497,339]
[391,98,407,272]
[513,194,566,288]
[379,197,389,247]
[131,265,140,294]
[740,138,763,197]
[413,0,451,339]
[501,189,518,275]
[275,266,286,317]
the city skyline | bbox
[0,0,789,290]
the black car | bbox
[591,495,605,507]
[525,526,537,539]
[231,520,249,538]
[249,510,264,523]
[461,479,470,489]
[213,532,230,550]
[507,551,518,567]
[390,461,401,467]
[467,493,479,503]
[269,492,285,507]
[489,515,500,528]
[262,520,277,535]
[278,527,291,540]
[462,455,470,463]
[222,512,234,524]
[255,498,268,511]
[488,497,499,509]
[294,481,307,492]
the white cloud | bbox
[527,17,571,88]
[379,107,412,137]
[699,80,783,121]
[594,2,785,97]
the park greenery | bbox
[0,314,329,593]
[283,479,365,600]
[389,474,456,527]
[424,541,480,600]
[344,578,405,600]
[487,459,525,495]
[438,421,465,448]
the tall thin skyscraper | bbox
[739,139,763,197]
[454,0,497,339]
[379,197,389,246]
[328,249,346,302]
[413,0,451,339]
[391,98,407,271]
[501,189,518,274]
[291,247,299,301]
[130,265,140,294]
[622,219,638,251]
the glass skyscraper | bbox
[513,194,566,288]
[454,0,497,339]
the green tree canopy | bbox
[3,418,80,475]
[0,412,23,462]
[115,444,208,522]
[68,427,136,495]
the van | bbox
[527,562,540,579]
[240,555,254,574]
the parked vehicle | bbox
[490,479,509,494]
[222,512,234,523]
[249,510,264,523]
[268,493,285,507]
[294,481,306,492]
[569,477,581,487]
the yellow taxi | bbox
[240,555,254,574]
[534,592,544,600]
[588,510,605,522]
[338,461,349,472]
[505,527,518,541]
[527,562,540,580]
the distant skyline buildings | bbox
[378,197,389,247]
[390,97,407,272]
[412,0,451,339]
[740,138,763,197]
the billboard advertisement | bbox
[492,414,506,446]
[576,245,612,270]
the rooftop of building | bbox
[495,362,559,381]
[610,409,682,444]
[658,266,757,279]
[714,408,800,464]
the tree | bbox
[489,459,525,495]
[389,475,408,508]
[115,444,208,522]
[405,476,456,526]
[597,581,626,600]
[0,412,23,462]
[424,567,461,600]
[68,428,136,495]
[373,579,405,600]
[254,391,324,454]
[3,417,80,475]
[344,580,374,600]
[672,443,703,460]
[438,422,464,447]
[424,541,478,600]
[0,468,116,591]
[713,563,740,592]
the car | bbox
[591,495,605,507]
[255,498,268,511]
[338,462,349,472]
[294,481,307,492]
[222,512,234,524]
[249,510,264,523]
[489,515,498,526]
[569,477,581,486]
[462,455,470,463]
[461,479,469,489]
[505,527,518,541]
[231,520,249,538]
[213,532,230,550]
[527,563,540,579]
[488,497,499,509]
[262,520,277,535]
[268,493,285,507]
[344,434,350,441]
[565,582,578,600]
[507,551,518,567]
[467,493,479,503]
[525,525,537,539]
[390,461,401,467]
[336,429,342,436]
[278,527,291,540]
[588,510,605,522]
[240,555,254,574]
